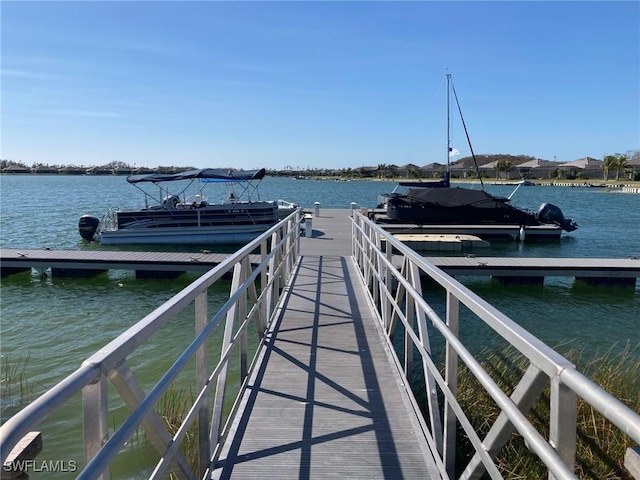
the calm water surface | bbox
[1,174,639,478]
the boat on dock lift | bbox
[78,168,298,246]
[374,74,578,238]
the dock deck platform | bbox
[212,251,440,478]
[212,210,441,478]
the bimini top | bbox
[126,168,266,184]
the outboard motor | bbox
[536,203,578,232]
[78,215,101,241]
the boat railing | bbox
[351,210,640,480]
[100,207,120,232]
[0,208,304,479]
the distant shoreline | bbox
[2,171,639,188]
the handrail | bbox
[350,211,640,480]
[0,209,304,479]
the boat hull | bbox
[99,224,272,245]
[99,201,280,245]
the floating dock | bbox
[0,248,259,279]
[392,233,490,251]
[1,246,638,287]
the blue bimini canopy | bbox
[126,168,266,184]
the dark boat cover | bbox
[385,186,543,226]
[403,187,511,208]
[127,168,266,184]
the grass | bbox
[155,385,200,478]
[455,343,640,479]
[0,352,36,415]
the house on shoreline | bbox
[2,153,639,181]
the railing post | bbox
[295,209,301,253]
[275,229,282,297]
[239,258,249,381]
[352,214,360,265]
[195,290,210,474]
[267,230,280,315]
[294,210,301,262]
[210,262,243,445]
[353,214,363,271]
[83,373,109,480]
[549,378,577,479]
[260,239,269,332]
[372,231,381,315]
[404,274,415,379]
[289,215,297,277]
[383,234,393,330]
[284,217,292,279]
[362,222,371,288]
[443,291,460,478]
[409,262,443,455]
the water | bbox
[1,174,639,478]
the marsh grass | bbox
[155,385,200,478]
[455,343,640,479]
[1,352,36,414]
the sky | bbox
[1,1,639,171]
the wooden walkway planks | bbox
[212,254,440,479]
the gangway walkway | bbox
[2,208,638,480]
[213,210,441,478]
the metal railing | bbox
[351,211,640,480]
[0,209,304,479]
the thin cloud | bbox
[37,109,120,118]
[1,69,70,82]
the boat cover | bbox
[126,168,266,184]
[403,187,512,208]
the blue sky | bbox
[2,1,639,170]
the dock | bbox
[210,211,444,477]
[0,248,259,279]
[392,233,491,251]
[213,252,440,478]
[2,208,639,480]
[2,240,638,287]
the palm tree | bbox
[495,159,512,180]
[614,154,628,181]
[602,153,627,181]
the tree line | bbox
[2,151,639,180]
